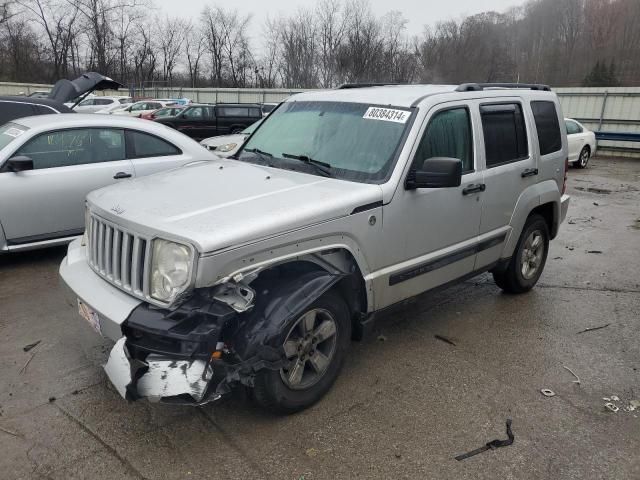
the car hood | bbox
[200,134,248,148]
[87,159,382,253]
[48,72,123,103]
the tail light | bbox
[562,157,569,195]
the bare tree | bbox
[157,15,185,86]
[16,0,79,80]
[184,20,206,88]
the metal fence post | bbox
[598,91,609,131]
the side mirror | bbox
[406,157,462,189]
[6,156,34,173]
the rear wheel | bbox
[492,214,549,294]
[575,146,590,169]
[251,290,351,414]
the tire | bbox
[575,146,590,169]
[251,290,351,414]
[492,214,550,294]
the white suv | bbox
[60,83,570,412]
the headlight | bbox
[81,207,90,246]
[215,142,237,152]
[150,239,194,303]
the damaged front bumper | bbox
[104,338,219,405]
[61,239,344,405]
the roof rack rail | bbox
[337,83,401,89]
[456,83,551,92]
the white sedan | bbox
[565,118,597,168]
[0,114,215,252]
[73,96,132,113]
[200,118,263,157]
[112,100,173,118]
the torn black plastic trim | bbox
[114,265,345,404]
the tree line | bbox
[1,0,639,91]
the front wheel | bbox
[493,214,549,294]
[575,146,590,169]
[251,290,351,414]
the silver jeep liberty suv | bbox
[61,83,570,412]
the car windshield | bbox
[238,101,413,183]
[0,122,28,150]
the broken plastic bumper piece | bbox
[104,337,219,405]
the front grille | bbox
[87,213,151,299]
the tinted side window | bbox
[249,107,261,117]
[220,107,249,117]
[531,101,561,155]
[413,107,474,173]
[480,103,528,167]
[95,98,112,105]
[183,107,205,119]
[128,130,180,158]
[17,128,125,169]
[0,102,36,124]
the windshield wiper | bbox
[243,147,273,161]
[282,153,333,177]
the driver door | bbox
[377,102,484,308]
[0,128,134,245]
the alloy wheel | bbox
[280,308,338,390]
[520,230,545,280]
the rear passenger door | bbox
[475,100,538,270]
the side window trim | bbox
[408,104,476,177]
[480,101,530,169]
[125,129,183,159]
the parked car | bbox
[565,118,596,168]
[260,102,279,116]
[94,102,133,114]
[140,105,185,120]
[27,91,51,98]
[200,118,263,156]
[0,114,215,252]
[112,100,173,118]
[156,98,191,106]
[60,83,570,413]
[73,96,132,113]
[155,103,262,140]
[0,72,121,125]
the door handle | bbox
[462,183,486,195]
[113,172,132,179]
[521,168,539,178]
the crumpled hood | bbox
[87,159,382,253]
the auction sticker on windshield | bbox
[363,107,410,124]
[3,127,26,138]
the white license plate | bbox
[78,299,102,335]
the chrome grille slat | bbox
[87,212,151,302]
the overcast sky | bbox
[156,0,528,37]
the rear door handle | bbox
[113,172,132,179]
[462,183,486,195]
[521,168,538,178]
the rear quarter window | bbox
[531,101,562,155]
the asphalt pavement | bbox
[1,156,639,479]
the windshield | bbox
[0,123,28,151]
[238,101,413,183]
